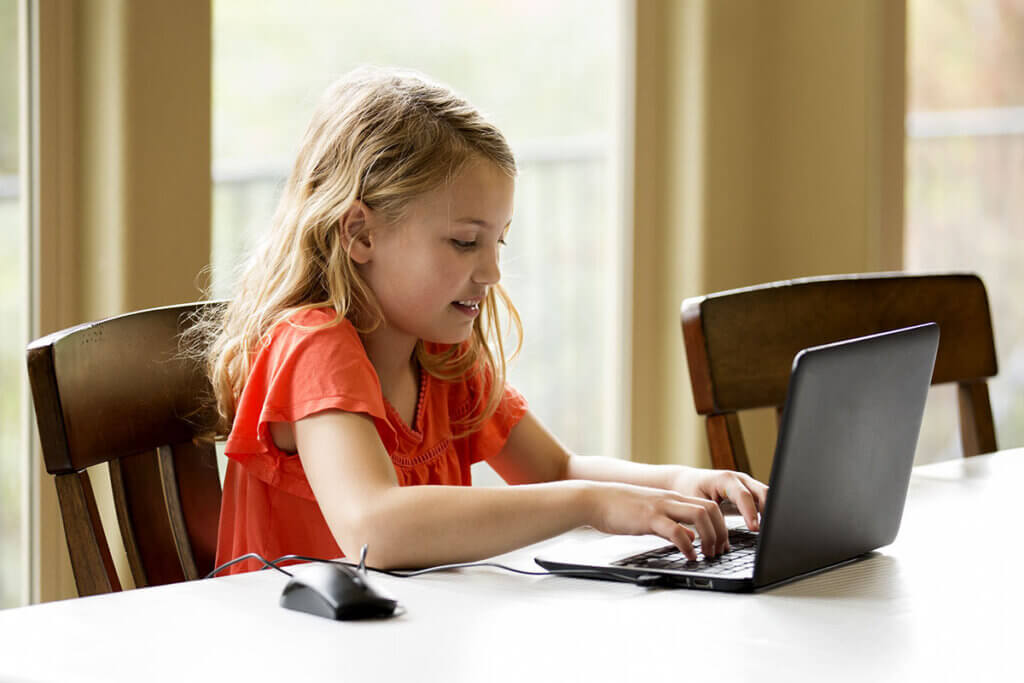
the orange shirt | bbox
[215,307,527,574]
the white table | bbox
[2,449,1022,682]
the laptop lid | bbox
[752,322,939,588]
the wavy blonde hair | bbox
[192,67,522,439]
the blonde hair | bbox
[193,66,522,438]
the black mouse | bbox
[279,563,398,621]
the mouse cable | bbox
[272,553,667,587]
[204,553,297,579]
[206,549,668,587]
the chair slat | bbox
[116,450,187,587]
[166,440,222,578]
[54,472,120,596]
[109,458,148,587]
[158,445,199,580]
[706,414,751,473]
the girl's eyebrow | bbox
[454,217,513,229]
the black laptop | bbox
[535,323,939,592]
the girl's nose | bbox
[472,247,501,285]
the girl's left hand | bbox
[671,469,768,532]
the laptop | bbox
[535,323,939,592]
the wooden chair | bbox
[681,273,998,474]
[27,302,224,597]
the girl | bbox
[204,66,767,574]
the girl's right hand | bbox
[584,482,730,560]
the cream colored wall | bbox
[32,0,211,602]
[630,0,905,479]
[77,1,212,320]
[749,0,905,286]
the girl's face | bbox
[357,158,515,348]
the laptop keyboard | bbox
[612,529,759,576]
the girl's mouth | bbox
[452,300,481,317]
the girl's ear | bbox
[338,200,375,264]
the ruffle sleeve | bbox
[451,367,528,465]
[224,309,397,500]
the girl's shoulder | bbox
[256,305,369,371]
[271,305,360,346]
[280,304,349,329]
[250,305,381,407]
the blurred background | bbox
[1,0,1022,607]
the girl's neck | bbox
[359,325,419,393]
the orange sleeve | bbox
[224,309,397,500]
[451,369,528,465]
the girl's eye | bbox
[450,237,508,250]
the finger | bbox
[652,517,697,561]
[670,500,720,558]
[685,496,729,554]
[736,473,769,513]
[724,481,760,532]
[698,497,730,554]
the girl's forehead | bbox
[451,158,514,196]
[414,160,515,228]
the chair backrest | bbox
[27,302,224,596]
[681,273,998,474]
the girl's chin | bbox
[423,327,475,346]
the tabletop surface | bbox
[2,449,1022,682]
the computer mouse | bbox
[279,563,398,621]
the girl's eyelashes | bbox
[450,238,508,250]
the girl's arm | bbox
[488,411,768,532]
[294,409,730,569]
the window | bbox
[212,1,625,473]
[906,0,1024,463]
[0,0,27,608]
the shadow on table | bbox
[763,552,906,602]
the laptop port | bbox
[693,578,714,589]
